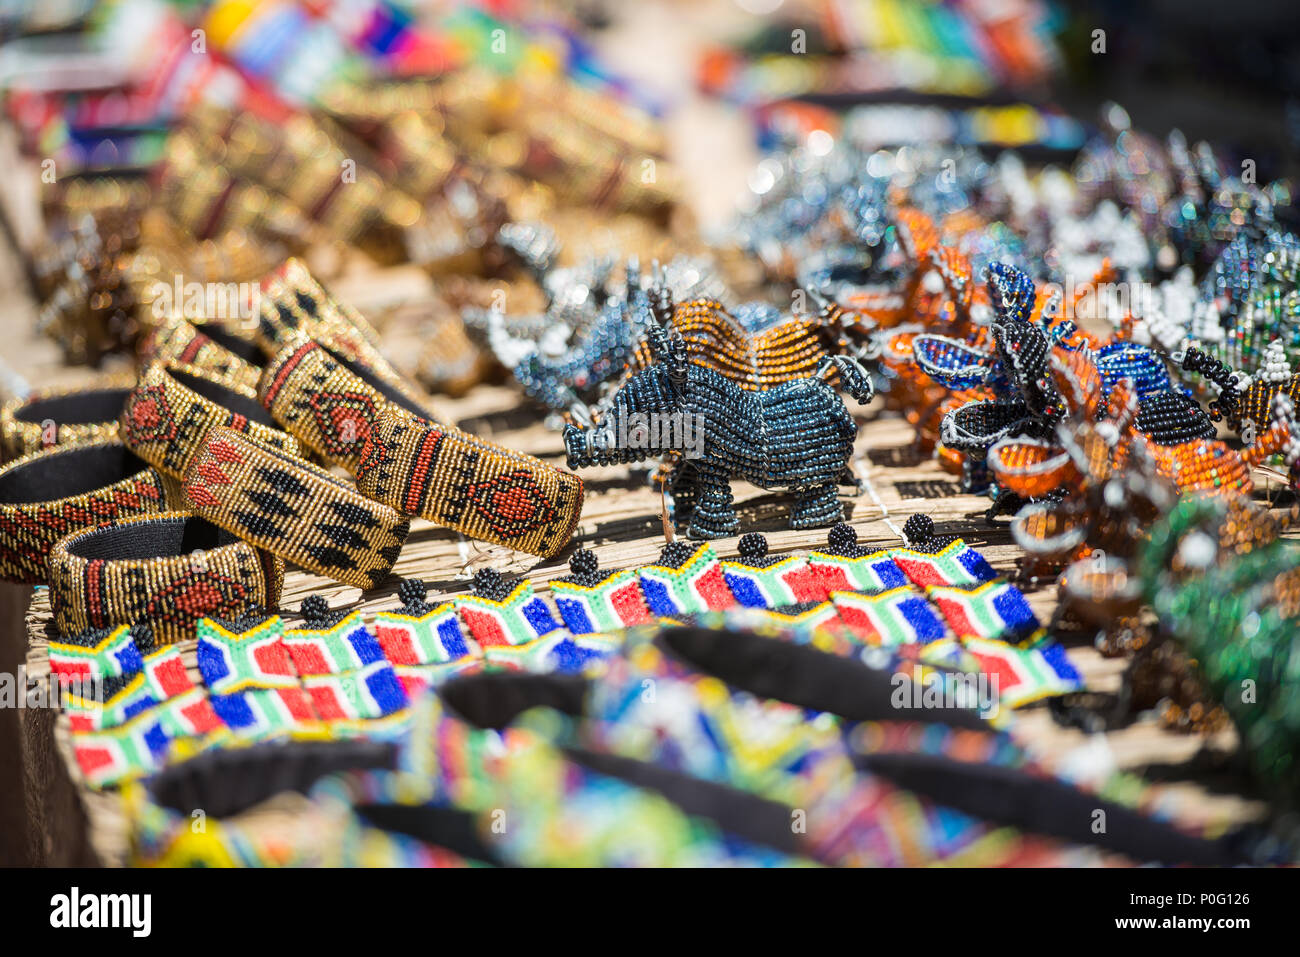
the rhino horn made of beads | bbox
[563,326,876,539]
[468,255,725,415]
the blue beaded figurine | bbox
[563,327,875,539]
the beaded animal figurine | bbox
[1134,231,1300,384]
[469,254,727,415]
[471,258,663,414]
[992,354,1297,561]
[563,327,875,539]
[921,263,1218,496]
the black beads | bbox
[397,578,432,615]
[472,567,512,601]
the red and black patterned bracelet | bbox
[121,361,304,480]
[0,443,173,584]
[181,426,411,589]
[258,336,441,472]
[356,406,584,559]
[47,511,284,645]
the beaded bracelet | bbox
[0,443,173,584]
[0,375,135,461]
[259,337,442,473]
[355,406,584,559]
[254,260,408,397]
[136,314,264,393]
[181,426,410,589]
[47,511,284,646]
[120,361,304,481]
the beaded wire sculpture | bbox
[470,256,725,416]
[1181,346,1300,457]
[914,263,1218,502]
[989,362,1300,738]
[1186,231,1300,365]
[1073,110,1290,273]
[992,351,1298,576]
[865,209,1009,466]
[563,326,875,539]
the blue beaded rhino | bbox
[563,326,875,539]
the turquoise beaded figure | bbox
[563,327,875,539]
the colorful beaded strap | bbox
[47,511,284,646]
[181,426,410,589]
[355,406,584,559]
[136,314,265,393]
[0,376,134,461]
[61,522,1073,795]
[0,443,172,584]
[121,361,304,480]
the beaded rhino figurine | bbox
[468,255,727,415]
[563,326,876,539]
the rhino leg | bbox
[790,483,844,529]
[686,466,738,540]
[668,462,699,533]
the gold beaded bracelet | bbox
[355,406,583,559]
[255,259,395,377]
[259,337,583,557]
[0,375,135,461]
[258,336,440,472]
[136,314,265,393]
[180,426,410,589]
[47,511,284,645]
[120,361,304,480]
[0,443,173,584]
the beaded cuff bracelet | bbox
[355,407,584,559]
[121,361,304,481]
[48,512,284,646]
[0,376,135,461]
[254,260,407,399]
[0,443,172,584]
[181,426,410,589]
[259,337,445,473]
[136,315,264,393]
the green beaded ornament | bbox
[1139,496,1300,799]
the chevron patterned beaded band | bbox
[181,426,410,589]
[48,511,285,646]
[0,443,172,584]
[355,406,584,559]
[0,376,134,461]
[121,361,304,482]
[257,258,384,349]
